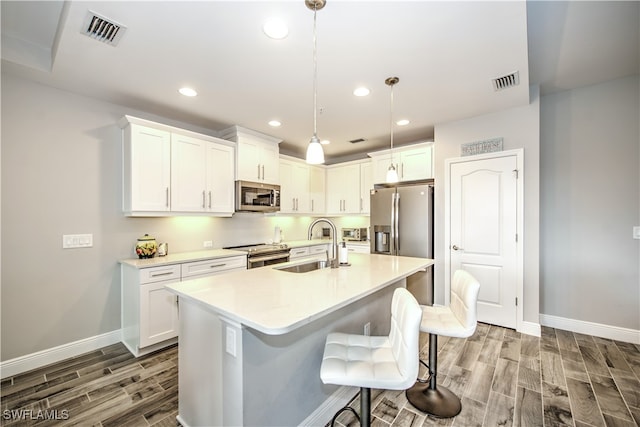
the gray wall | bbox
[433,86,541,325]
[0,73,368,361]
[540,76,640,330]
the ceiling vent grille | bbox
[492,71,519,91]
[349,138,366,144]
[82,11,126,46]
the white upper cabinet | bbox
[326,160,370,215]
[122,122,171,214]
[360,161,372,214]
[308,165,326,215]
[369,142,434,184]
[220,125,281,185]
[279,158,310,214]
[119,116,235,216]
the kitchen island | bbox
[166,253,433,427]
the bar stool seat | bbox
[320,287,422,427]
[406,269,480,418]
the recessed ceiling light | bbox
[396,119,410,126]
[263,19,288,39]
[353,87,370,97]
[268,120,281,127]
[320,139,330,145]
[178,87,197,97]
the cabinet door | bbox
[139,280,179,348]
[326,164,361,214]
[279,160,296,213]
[260,143,280,185]
[342,164,362,214]
[308,166,326,215]
[360,162,372,214]
[325,167,344,214]
[206,142,235,213]
[171,134,207,212]
[126,124,171,212]
[371,154,395,185]
[400,146,432,181]
[236,140,262,182]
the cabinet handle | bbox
[202,190,206,209]
[311,199,314,212]
[166,188,169,208]
[296,198,299,211]
[257,164,261,180]
[261,165,265,180]
[150,271,174,278]
[208,191,212,209]
[401,162,404,179]
[209,263,227,268]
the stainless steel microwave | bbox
[235,181,281,212]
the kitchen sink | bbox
[275,260,328,273]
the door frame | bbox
[444,148,524,332]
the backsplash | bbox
[123,215,370,258]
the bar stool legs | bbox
[328,387,370,427]
[405,333,462,418]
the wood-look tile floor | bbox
[1,324,639,426]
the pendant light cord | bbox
[390,82,394,153]
[312,3,318,138]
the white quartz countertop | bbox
[119,249,247,268]
[166,253,433,335]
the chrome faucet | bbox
[308,218,339,268]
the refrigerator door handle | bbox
[390,193,396,254]
[394,192,400,254]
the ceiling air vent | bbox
[349,138,366,144]
[82,11,126,46]
[492,71,519,91]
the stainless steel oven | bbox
[224,243,290,269]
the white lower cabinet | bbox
[139,279,180,348]
[121,255,246,357]
[289,243,330,262]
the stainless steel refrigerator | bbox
[370,181,434,305]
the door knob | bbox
[452,245,464,251]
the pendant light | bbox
[385,76,400,183]
[305,0,326,165]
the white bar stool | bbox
[320,287,422,427]
[406,269,480,418]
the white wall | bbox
[0,73,366,361]
[540,76,639,331]
[434,86,541,325]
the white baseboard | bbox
[518,320,541,337]
[299,385,357,427]
[0,330,122,379]
[540,314,640,344]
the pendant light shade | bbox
[305,0,326,165]
[306,134,325,164]
[385,76,400,183]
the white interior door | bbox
[449,154,519,329]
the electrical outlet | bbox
[633,226,640,240]
[364,322,371,336]
[226,327,236,357]
[203,240,213,248]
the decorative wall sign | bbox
[461,137,503,156]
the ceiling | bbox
[2,1,639,163]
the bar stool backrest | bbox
[388,288,423,389]
[450,270,481,337]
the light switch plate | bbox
[633,226,640,240]
[62,234,93,249]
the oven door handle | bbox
[248,252,290,264]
